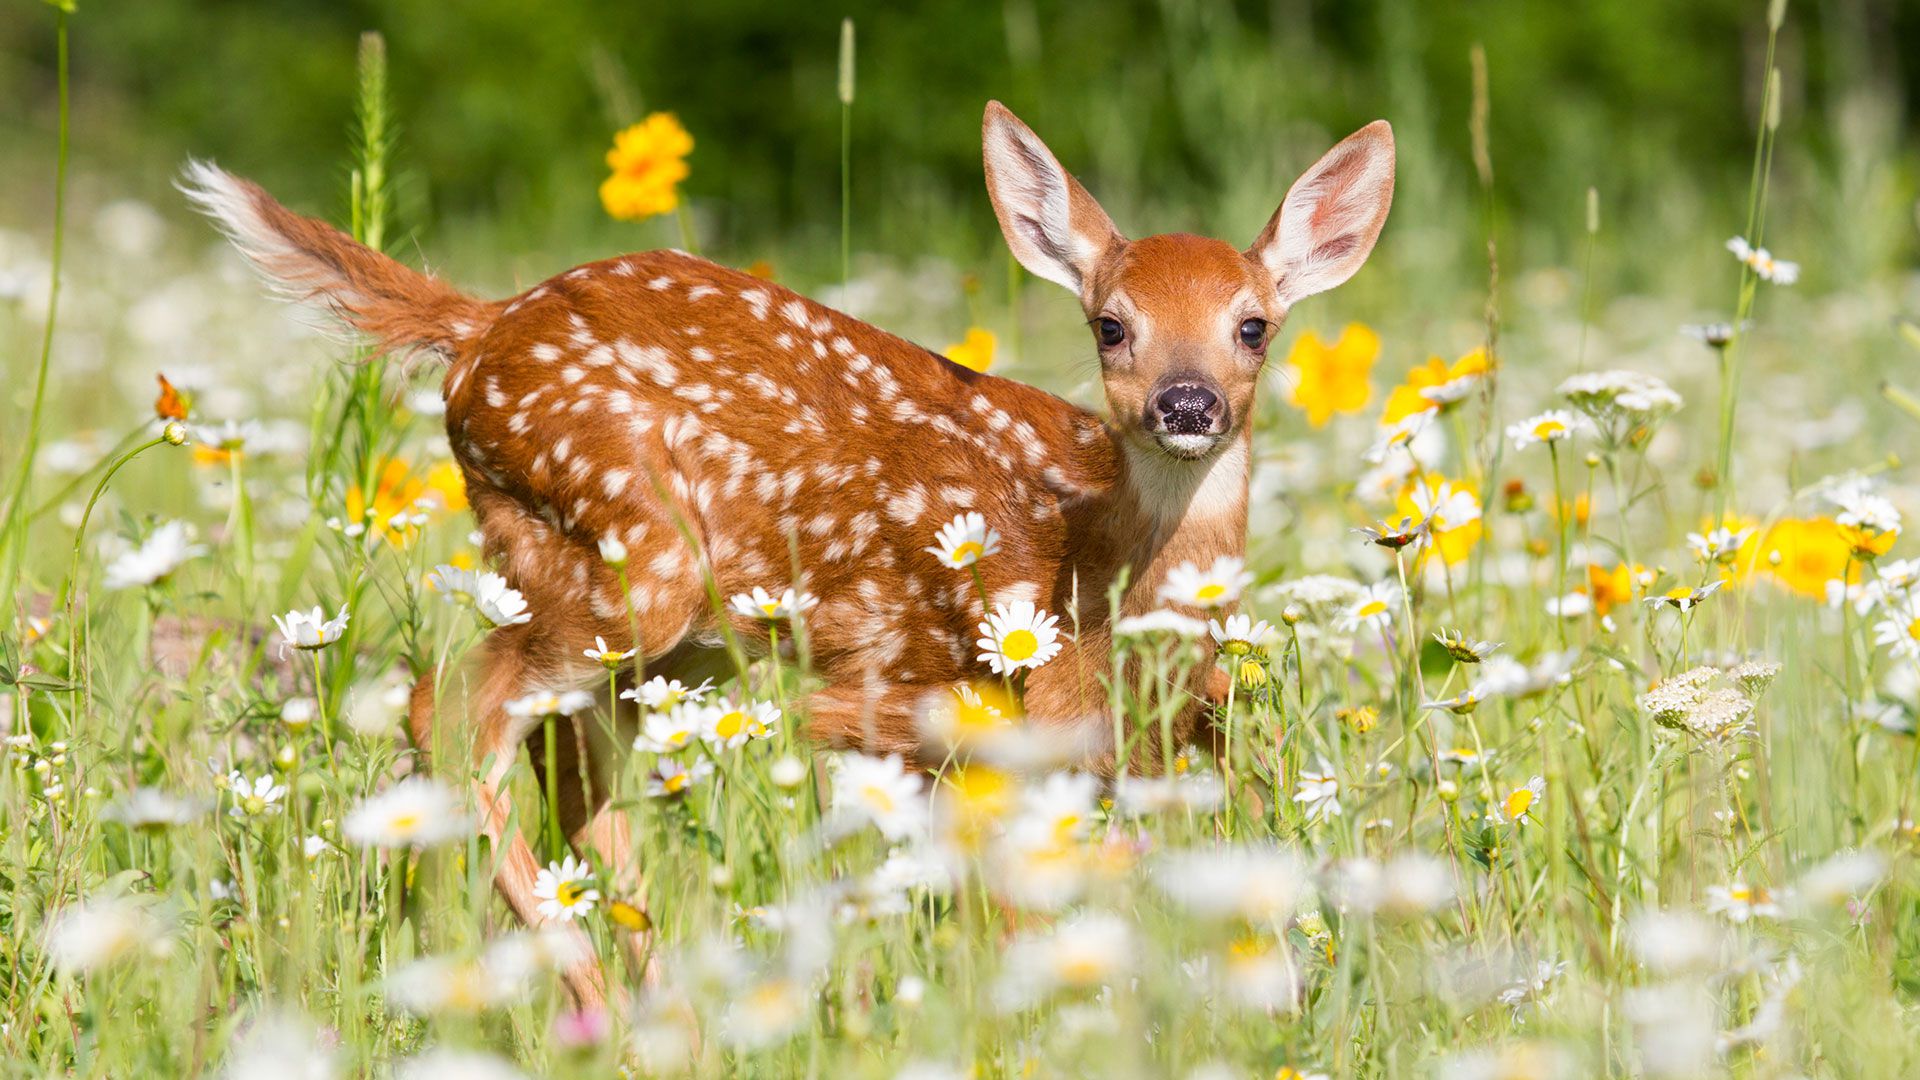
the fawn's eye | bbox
[1095,317,1126,348]
[1238,318,1269,350]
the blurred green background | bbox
[3,0,1916,296]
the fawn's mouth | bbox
[1152,431,1227,459]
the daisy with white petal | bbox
[729,585,816,621]
[1338,581,1401,634]
[1409,478,1481,532]
[646,756,714,798]
[975,600,1063,675]
[619,675,713,712]
[633,703,707,753]
[1208,613,1273,656]
[1706,881,1783,922]
[532,855,600,922]
[925,511,1002,569]
[44,894,171,975]
[1496,775,1546,827]
[582,636,633,670]
[829,753,928,840]
[1114,609,1210,639]
[1293,758,1342,824]
[1726,236,1798,285]
[1872,595,1920,659]
[343,777,471,849]
[1646,580,1723,611]
[1016,771,1099,844]
[505,689,596,719]
[1505,410,1584,451]
[103,787,204,831]
[704,698,781,749]
[273,605,349,651]
[1158,555,1253,609]
[1686,525,1753,566]
[102,520,208,590]
[225,772,287,818]
[426,565,532,628]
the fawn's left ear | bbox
[1249,120,1395,308]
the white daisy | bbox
[975,600,1064,674]
[103,787,205,831]
[1293,758,1342,823]
[505,689,596,719]
[532,855,600,922]
[1872,596,1920,659]
[272,605,349,651]
[646,756,714,798]
[829,753,928,840]
[1706,881,1783,922]
[633,703,706,753]
[1409,478,1481,532]
[1496,775,1546,826]
[1157,555,1253,609]
[619,675,713,712]
[1208,613,1273,656]
[925,511,1002,569]
[1113,609,1210,639]
[426,565,532,628]
[1686,525,1752,564]
[1339,581,1401,633]
[704,698,781,749]
[102,520,207,590]
[729,585,816,621]
[582,636,633,669]
[1726,236,1799,285]
[343,777,471,849]
[1505,409,1584,451]
[225,772,287,818]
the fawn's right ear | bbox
[982,101,1125,297]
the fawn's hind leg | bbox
[530,641,734,980]
[409,625,617,1007]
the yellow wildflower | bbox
[599,113,693,221]
[1380,347,1492,425]
[1285,323,1378,427]
[943,328,996,373]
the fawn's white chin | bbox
[1153,432,1224,459]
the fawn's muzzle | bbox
[1151,379,1226,433]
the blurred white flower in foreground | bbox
[343,777,471,849]
[44,893,172,975]
[103,520,207,590]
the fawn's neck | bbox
[1110,427,1252,618]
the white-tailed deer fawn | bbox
[185,101,1393,1001]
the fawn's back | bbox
[447,250,1124,715]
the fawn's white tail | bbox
[179,160,496,363]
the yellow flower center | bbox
[715,711,745,740]
[1001,629,1039,662]
[1906,617,1920,642]
[862,784,896,814]
[556,880,590,906]
[1358,600,1388,618]
[1505,788,1534,820]
[1665,586,1693,600]
[760,602,781,616]
[663,772,690,794]
[1532,420,1565,440]
[388,812,420,834]
[952,541,984,563]
[1196,583,1227,602]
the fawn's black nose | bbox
[1153,381,1224,436]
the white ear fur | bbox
[1251,120,1395,308]
[981,101,1122,296]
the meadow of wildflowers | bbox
[7,4,1920,1078]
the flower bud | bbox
[598,536,628,568]
[162,421,188,446]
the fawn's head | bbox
[982,101,1394,461]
